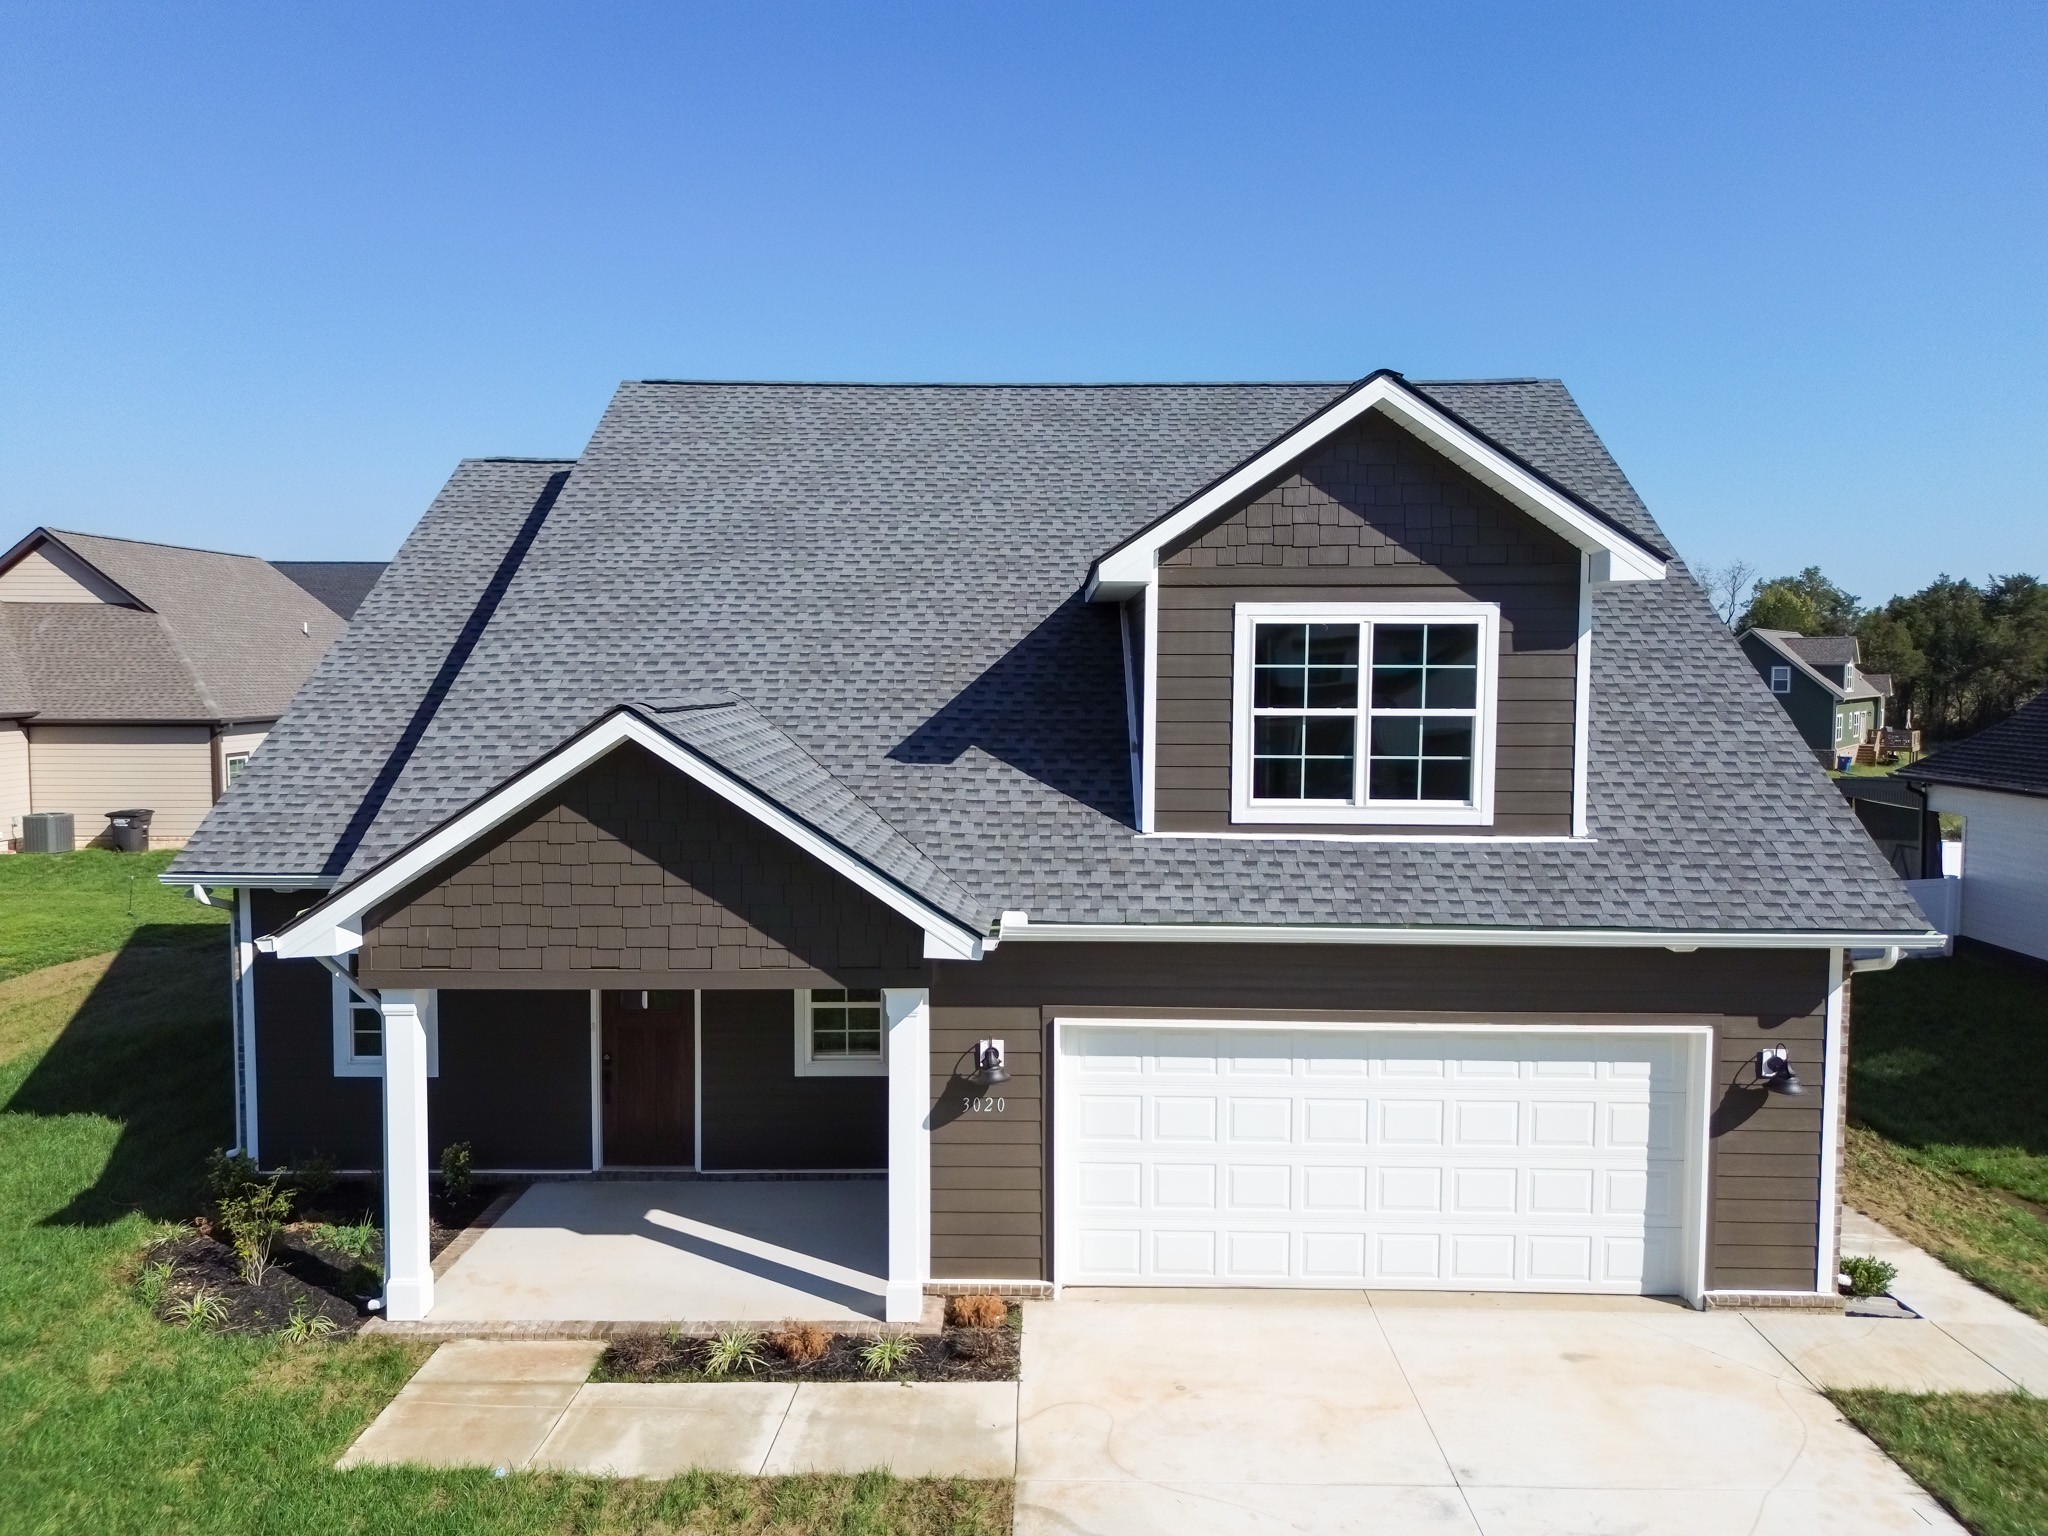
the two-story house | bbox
[168,372,1938,1326]
[1738,628,1892,766]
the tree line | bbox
[1698,561,2048,742]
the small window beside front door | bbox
[794,988,886,1077]
[331,969,438,1078]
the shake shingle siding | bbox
[1155,413,1581,835]
[358,742,927,986]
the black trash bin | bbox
[105,809,153,852]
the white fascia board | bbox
[1087,374,1667,600]
[269,711,984,963]
[999,921,1946,950]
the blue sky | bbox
[3,3,2042,606]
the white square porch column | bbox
[882,987,931,1324]
[380,988,435,1321]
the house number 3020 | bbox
[962,1095,1005,1114]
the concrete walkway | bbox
[337,1339,1016,1477]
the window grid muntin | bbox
[808,987,883,1058]
[1249,618,1483,808]
[349,1002,383,1060]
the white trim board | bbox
[1817,948,1846,1293]
[1087,373,1668,600]
[262,708,986,962]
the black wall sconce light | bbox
[971,1038,1010,1087]
[1756,1046,1803,1095]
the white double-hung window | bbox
[331,963,438,1078]
[1229,601,1499,826]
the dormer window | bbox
[1769,665,1791,694]
[1230,601,1499,826]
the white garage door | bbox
[1058,1025,1699,1295]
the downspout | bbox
[1847,947,1903,975]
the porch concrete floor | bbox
[429,1178,888,1323]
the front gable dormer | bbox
[1091,373,1667,839]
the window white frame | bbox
[793,987,887,1077]
[1769,665,1791,694]
[1230,601,1500,827]
[331,970,438,1078]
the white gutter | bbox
[995,916,1946,950]
[158,873,338,890]
[1847,946,1905,973]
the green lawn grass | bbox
[1832,1391,2048,1536]
[0,849,225,980]
[0,911,1008,1531]
[1845,953,2048,1324]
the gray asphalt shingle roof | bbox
[270,561,390,620]
[1,530,353,723]
[1905,689,2048,799]
[173,379,1931,937]
[1780,634,1861,669]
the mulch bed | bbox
[141,1232,364,1337]
[596,1313,1021,1384]
[139,1177,512,1338]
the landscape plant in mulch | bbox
[135,1149,510,1338]
[596,1300,1023,1384]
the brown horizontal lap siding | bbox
[929,945,1832,1292]
[699,990,885,1170]
[249,893,590,1170]
[927,1005,1044,1281]
[1155,413,1580,837]
[358,742,926,987]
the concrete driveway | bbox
[1015,1289,1963,1535]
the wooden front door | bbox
[601,990,695,1166]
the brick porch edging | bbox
[1702,1291,1848,1313]
[360,1294,948,1342]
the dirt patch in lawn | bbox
[597,1311,1022,1384]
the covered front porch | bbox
[368,984,934,1326]
[430,1177,892,1323]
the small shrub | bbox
[859,1331,918,1377]
[290,1152,337,1198]
[702,1326,766,1377]
[281,1304,337,1343]
[170,1288,229,1331]
[204,1148,260,1204]
[314,1217,378,1262]
[1841,1254,1899,1298]
[136,1259,177,1312]
[948,1327,999,1361]
[945,1293,1007,1329]
[771,1322,831,1364]
[439,1141,473,1202]
[218,1176,294,1286]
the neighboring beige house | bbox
[0,528,385,849]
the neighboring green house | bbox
[1737,629,1891,764]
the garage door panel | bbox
[1062,1025,1698,1296]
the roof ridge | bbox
[43,527,274,563]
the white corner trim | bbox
[883,988,931,1324]
[1002,922,1948,950]
[1817,948,1847,1294]
[1572,553,1594,840]
[1141,578,1159,833]
[267,709,985,963]
[233,891,258,1163]
[1120,596,1142,828]
[793,988,888,1077]
[1087,373,1667,599]
[1227,600,1500,828]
